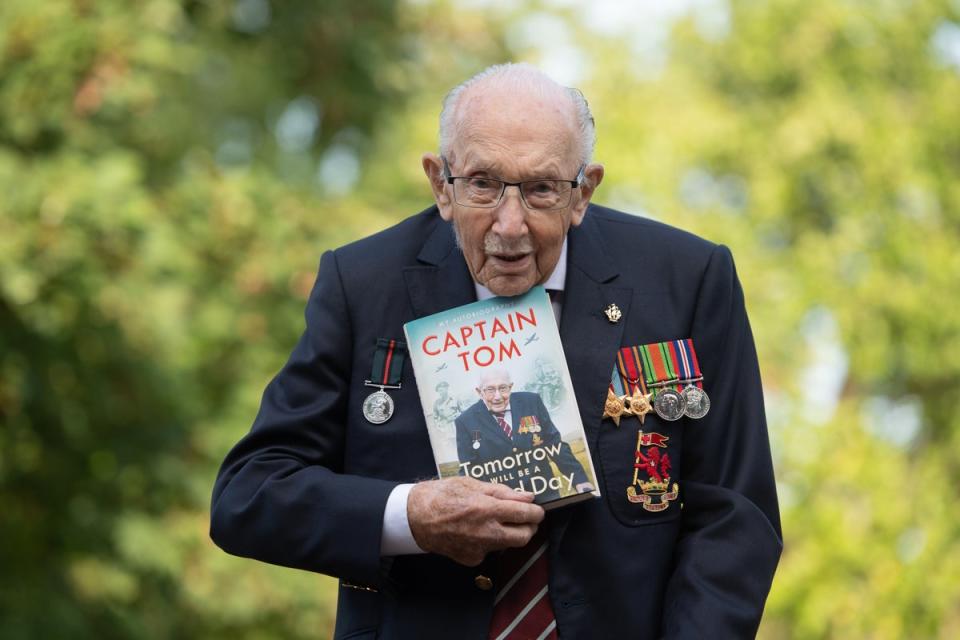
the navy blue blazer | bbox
[210,205,782,639]
[455,392,589,502]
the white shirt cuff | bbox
[380,483,426,556]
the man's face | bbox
[477,373,512,413]
[423,87,603,296]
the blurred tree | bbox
[579,0,960,637]
[0,0,452,637]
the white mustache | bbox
[483,233,533,255]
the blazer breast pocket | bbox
[595,415,683,527]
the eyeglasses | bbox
[442,157,584,211]
[480,384,513,397]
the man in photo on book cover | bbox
[211,63,781,639]
[455,369,592,501]
[431,380,462,434]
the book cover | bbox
[404,286,600,509]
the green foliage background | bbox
[1,0,958,637]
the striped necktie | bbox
[493,412,512,438]
[487,530,557,640]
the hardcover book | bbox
[404,286,600,509]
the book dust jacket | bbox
[404,287,600,509]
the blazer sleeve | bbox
[209,250,398,586]
[661,245,783,639]
[536,394,589,485]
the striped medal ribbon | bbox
[611,346,654,424]
[670,338,710,419]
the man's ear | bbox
[569,162,604,226]
[422,153,454,221]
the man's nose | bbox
[492,186,528,238]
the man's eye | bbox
[468,178,497,190]
[528,180,559,195]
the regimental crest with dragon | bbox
[626,430,679,512]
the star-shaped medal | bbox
[602,388,626,427]
[624,389,653,424]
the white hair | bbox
[438,63,596,166]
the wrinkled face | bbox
[477,371,513,413]
[424,87,603,296]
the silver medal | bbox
[681,385,710,419]
[653,388,684,421]
[472,440,480,450]
[362,389,394,424]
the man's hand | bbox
[407,477,545,566]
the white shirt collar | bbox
[474,237,568,301]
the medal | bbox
[681,384,710,419]
[653,388,684,421]
[363,338,406,425]
[602,387,626,427]
[362,389,394,424]
[624,388,653,424]
[471,430,481,450]
[668,338,709,419]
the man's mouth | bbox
[491,253,528,263]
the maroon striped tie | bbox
[488,531,557,640]
[494,412,512,438]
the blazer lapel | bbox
[552,211,631,542]
[560,212,631,433]
[403,212,476,318]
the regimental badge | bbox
[626,430,679,512]
[363,338,406,425]
[532,434,543,446]
[604,303,622,323]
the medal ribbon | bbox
[370,338,406,386]
[637,342,680,395]
[611,346,650,396]
[669,339,704,389]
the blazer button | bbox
[474,575,493,591]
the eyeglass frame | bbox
[479,383,513,397]
[441,156,585,211]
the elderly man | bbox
[455,369,591,501]
[211,64,781,639]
